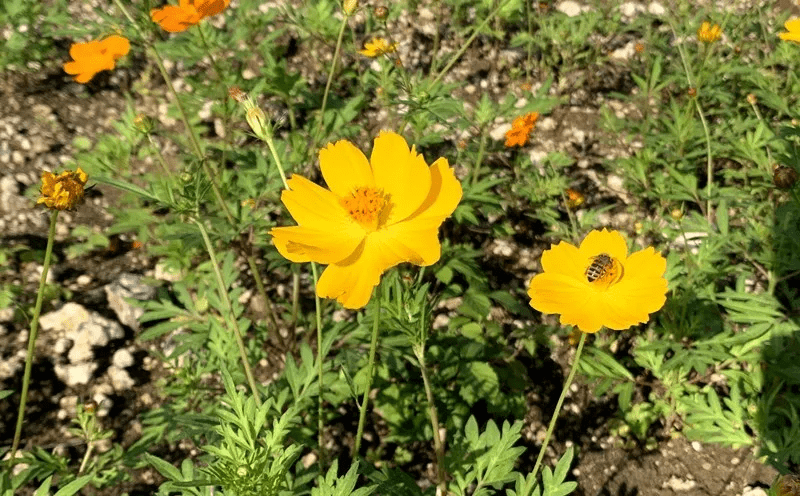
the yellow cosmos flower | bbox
[527,229,668,333]
[37,168,89,211]
[270,131,462,309]
[359,37,398,57]
[779,18,800,43]
[697,21,721,43]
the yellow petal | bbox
[316,242,382,309]
[560,291,607,333]
[281,175,357,231]
[540,240,584,279]
[370,131,431,224]
[400,157,462,226]
[270,225,363,264]
[319,140,374,198]
[379,223,439,265]
[578,229,628,262]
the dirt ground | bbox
[0,2,785,493]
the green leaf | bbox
[52,475,93,496]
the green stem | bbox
[317,14,349,140]
[692,97,714,223]
[530,332,586,483]
[415,343,446,492]
[470,128,488,187]
[311,262,326,467]
[11,210,58,459]
[431,0,514,87]
[195,219,262,407]
[353,284,383,456]
[78,441,94,475]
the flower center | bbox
[340,187,389,230]
[585,253,624,289]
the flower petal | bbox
[370,131,431,224]
[528,273,605,332]
[319,139,374,197]
[151,5,199,32]
[101,35,130,59]
[196,0,230,17]
[579,229,628,262]
[281,174,357,230]
[401,157,462,227]
[540,240,584,279]
[270,225,362,264]
[316,242,380,309]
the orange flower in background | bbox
[359,37,398,57]
[151,0,230,32]
[697,21,721,43]
[527,229,668,333]
[565,188,585,209]
[270,131,462,309]
[779,18,800,43]
[62,35,130,84]
[37,168,89,211]
[504,112,540,147]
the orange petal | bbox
[195,0,230,17]
[69,40,101,60]
[319,139,374,197]
[370,131,431,224]
[100,35,130,59]
[151,5,199,32]
[578,229,628,262]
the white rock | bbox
[610,42,636,61]
[742,487,767,496]
[54,362,97,386]
[619,2,644,18]
[112,348,135,369]
[691,440,702,452]
[104,273,154,330]
[39,303,90,334]
[53,337,71,355]
[490,123,512,141]
[556,0,583,17]
[538,117,557,132]
[648,1,665,15]
[663,476,696,491]
[108,366,135,391]
[154,262,183,282]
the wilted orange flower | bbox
[527,229,668,333]
[565,188,585,209]
[697,21,721,43]
[504,112,540,147]
[779,19,800,43]
[62,35,130,84]
[359,37,398,57]
[151,0,230,33]
[37,168,89,211]
[270,131,462,309]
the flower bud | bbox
[343,0,358,15]
[670,209,684,220]
[246,106,270,141]
[746,93,757,105]
[133,113,155,134]
[688,87,697,98]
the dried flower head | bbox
[228,86,247,103]
[565,188,585,209]
[359,37,398,57]
[774,166,798,190]
[746,93,757,105]
[374,5,389,20]
[63,35,130,84]
[37,168,89,211]
[528,229,668,333]
[697,21,722,43]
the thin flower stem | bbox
[415,343,447,493]
[530,332,586,484]
[317,14,349,140]
[354,284,383,457]
[310,262,327,467]
[195,219,262,407]
[78,441,94,475]
[262,131,290,190]
[431,0,514,87]
[11,210,58,459]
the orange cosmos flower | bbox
[270,131,462,309]
[151,0,230,33]
[779,18,800,43]
[527,229,668,333]
[37,168,89,211]
[359,37,398,57]
[697,21,721,43]
[504,112,540,147]
[62,35,130,84]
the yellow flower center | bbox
[585,253,624,289]
[340,187,389,231]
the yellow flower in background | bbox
[779,18,800,43]
[527,229,668,333]
[697,21,721,43]
[37,168,89,211]
[359,37,398,57]
[270,131,462,309]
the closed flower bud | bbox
[746,93,757,105]
[774,166,798,190]
[688,87,697,98]
[670,209,684,220]
[133,113,155,134]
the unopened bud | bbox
[746,93,757,105]
[374,5,388,19]
[343,0,358,15]
[133,113,155,134]
[246,106,270,140]
[670,209,683,220]
[688,87,697,98]
[774,166,798,190]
